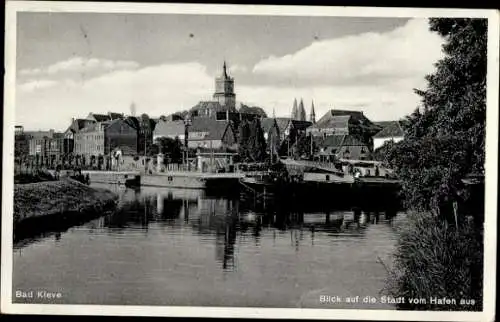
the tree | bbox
[248,118,267,162]
[155,136,183,164]
[239,104,268,118]
[237,119,251,161]
[372,140,397,165]
[386,18,486,219]
[293,132,317,160]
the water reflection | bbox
[70,186,398,273]
[13,184,402,308]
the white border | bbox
[2,2,498,321]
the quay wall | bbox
[81,170,140,184]
[14,179,117,236]
[142,172,242,191]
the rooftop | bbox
[373,121,405,138]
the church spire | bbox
[222,60,229,79]
[272,108,276,118]
[291,98,298,119]
[310,100,316,123]
[298,98,306,121]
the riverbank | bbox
[14,179,118,239]
[384,211,483,311]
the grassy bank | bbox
[14,179,117,237]
[385,212,483,311]
[14,171,56,184]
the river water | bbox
[13,184,405,309]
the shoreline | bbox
[14,179,118,240]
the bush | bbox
[385,212,483,311]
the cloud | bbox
[18,79,59,93]
[15,19,444,131]
[16,62,213,130]
[237,79,427,122]
[229,64,249,74]
[252,18,443,86]
[19,57,140,78]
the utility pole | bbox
[310,133,313,158]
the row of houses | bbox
[14,61,405,167]
[152,109,405,161]
[15,108,404,167]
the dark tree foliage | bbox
[249,118,267,162]
[237,119,267,162]
[237,119,251,161]
[372,140,397,165]
[293,133,317,159]
[155,136,183,163]
[386,18,487,214]
[239,104,268,118]
[278,127,299,157]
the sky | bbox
[15,12,445,131]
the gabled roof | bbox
[275,118,292,134]
[91,114,112,122]
[108,112,124,120]
[374,121,394,129]
[189,118,233,141]
[373,121,404,138]
[316,135,367,149]
[310,109,379,133]
[291,120,312,130]
[260,118,279,134]
[153,120,185,138]
[66,118,96,134]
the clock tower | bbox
[213,61,236,111]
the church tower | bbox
[291,98,298,119]
[310,100,316,124]
[213,61,236,111]
[298,98,306,121]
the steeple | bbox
[272,108,276,118]
[222,60,229,79]
[310,100,316,123]
[298,98,306,121]
[291,98,298,119]
[213,61,236,111]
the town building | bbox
[306,109,380,151]
[25,129,70,166]
[74,119,137,158]
[373,121,405,150]
[153,118,237,151]
[275,118,312,143]
[315,135,371,161]
[86,111,124,123]
[45,133,66,165]
[15,125,24,135]
[15,126,30,157]
[124,115,157,155]
[64,118,97,154]
[213,61,236,111]
[190,62,266,122]
[28,130,55,156]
